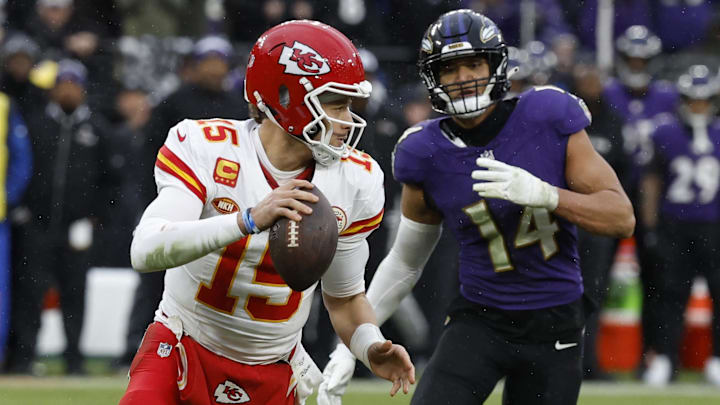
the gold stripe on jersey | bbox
[156,145,207,203]
[340,209,384,236]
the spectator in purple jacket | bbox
[654,0,715,52]
[575,0,653,51]
[473,0,572,46]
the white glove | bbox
[317,344,356,405]
[288,344,323,405]
[471,157,559,211]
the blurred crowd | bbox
[0,0,719,388]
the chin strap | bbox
[286,129,344,166]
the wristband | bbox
[349,323,385,371]
[242,207,261,234]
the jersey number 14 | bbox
[463,200,559,272]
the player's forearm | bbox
[130,213,245,272]
[366,253,420,325]
[554,187,635,238]
[323,292,378,346]
[366,216,442,324]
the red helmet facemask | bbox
[245,20,372,165]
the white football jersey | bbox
[152,118,384,364]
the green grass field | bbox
[2,376,720,405]
[1,358,718,404]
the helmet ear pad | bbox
[278,84,290,108]
[306,122,320,137]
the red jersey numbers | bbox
[198,119,238,146]
[214,158,240,187]
[195,238,302,322]
[245,244,302,322]
[196,239,247,314]
[342,150,372,172]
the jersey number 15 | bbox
[195,237,302,322]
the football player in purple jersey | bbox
[639,65,720,387]
[603,25,678,180]
[602,25,679,377]
[604,25,677,122]
[319,9,634,405]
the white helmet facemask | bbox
[434,59,506,119]
[439,85,493,119]
[300,78,372,165]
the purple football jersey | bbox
[393,87,591,310]
[603,79,678,124]
[649,114,720,222]
[604,79,679,185]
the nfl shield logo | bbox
[157,342,172,358]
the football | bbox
[268,185,339,291]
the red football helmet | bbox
[245,20,372,165]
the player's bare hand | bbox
[244,179,319,231]
[368,340,415,396]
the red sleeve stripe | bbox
[155,145,207,204]
[340,209,384,236]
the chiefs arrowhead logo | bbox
[213,380,250,404]
[177,130,186,142]
[278,41,330,76]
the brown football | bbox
[268,185,339,291]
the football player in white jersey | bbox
[119,21,415,405]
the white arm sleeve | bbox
[366,215,442,325]
[321,239,369,298]
[130,186,245,272]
